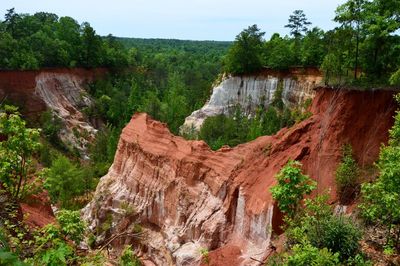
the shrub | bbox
[335,144,359,204]
[286,195,362,262]
[56,210,86,245]
[270,160,316,217]
[119,245,141,266]
[44,155,85,209]
[359,94,400,251]
[282,243,339,266]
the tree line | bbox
[225,0,400,86]
[0,8,132,70]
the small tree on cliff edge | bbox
[270,160,316,217]
[0,105,41,199]
[224,24,265,75]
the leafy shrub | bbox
[359,94,400,251]
[119,245,142,266]
[0,106,41,199]
[268,242,340,266]
[40,110,63,147]
[335,144,359,204]
[56,210,86,245]
[44,155,85,209]
[270,160,316,217]
[286,195,362,261]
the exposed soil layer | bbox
[84,87,397,265]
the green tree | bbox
[224,24,265,74]
[359,94,400,250]
[119,245,142,266]
[334,0,367,79]
[285,195,362,262]
[161,73,189,134]
[300,27,326,66]
[80,22,102,67]
[285,10,311,38]
[0,106,41,199]
[44,155,85,209]
[264,34,295,70]
[270,160,316,217]
[335,144,359,204]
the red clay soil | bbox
[87,87,397,265]
[20,192,55,228]
[0,68,107,119]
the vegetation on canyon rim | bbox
[0,0,399,264]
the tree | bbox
[270,160,316,217]
[284,195,362,262]
[44,155,85,209]
[359,94,400,251]
[335,144,359,204]
[224,24,265,74]
[300,27,326,66]
[0,106,41,199]
[80,22,102,67]
[161,73,189,134]
[335,0,367,79]
[285,10,311,38]
[264,34,295,70]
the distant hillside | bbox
[116,37,232,53]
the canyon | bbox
[83,87,396,265]
[0,68,106,154]
[181,68,323,133]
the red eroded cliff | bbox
[0,68,106,117]
[83,87,396,265]
[0,68,106,153]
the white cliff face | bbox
[182,73,322,133]
[35,72,97,155]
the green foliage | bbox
[44,155,87,209]
[285,10,312,38]
[335,144,359,203]
[198,101,296,151]
[40,110,63,148]
[390,69,400,85]
[263,34,295,70]
[0,9,131,69]
[224,24,265,74]
[119,245,142,266]
[269,242,340,266]
[200,248,210,265]
[160,73,189,134]
[56,210,86,245]
[0,106,41,199]
[359,94,400,251]
[284,195,362,262]
[270,160,316,217]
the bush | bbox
[56,210,86,245]
[335,145,359,204]
[119,245,141,266]
[44,155,85,209]
[286,196,362,262]
[359,94,400,251]
[268,242,340,266]
[270,160,316,217]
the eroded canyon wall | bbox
[181,68,323,133]
[0,68,106,154]
[83,87,396,265]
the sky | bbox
[0,0,347,41]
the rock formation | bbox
[0,68,106,154]
[181,68,323,133]
[83,87,396,265]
